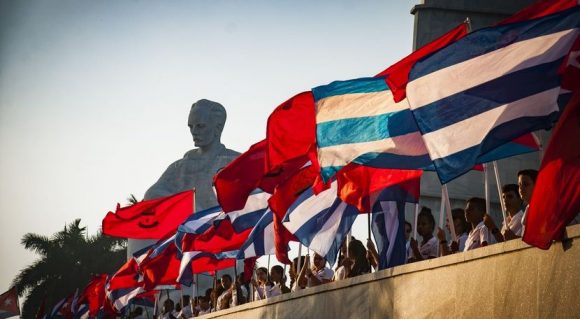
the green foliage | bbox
[12,219,127,318]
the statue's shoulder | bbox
[221,147,241,157]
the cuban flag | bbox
[237,209,276,259]
[178,205,223,234]
[283,181,360,266]
[177,246,237,285]
[221,190,271,233]
[371,185,419,270]
[313,77,432,182]
[406,6,580,183]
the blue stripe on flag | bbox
[433,112,559,183]
[312,77,387,101]
[372,200,407,270]
[317,109,418,147]
[412,59,563,133]
[410,7,580,80]
[230,208,268,233]
[320,152,432,180]
[237,210,274,259]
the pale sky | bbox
[0,0,415,290]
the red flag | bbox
[108,258,140,290]
[190,256,236,274]
[497,0,578,25]
[560,35,580,92]
[243,257,258,282]
[376,22,468,102]
[268,163,326,264]
[266,92,317,172]
[214,140,309,212]
[102,190,194,239]
[186,219,253,253]
[336,165,422,213]
[0,287,20,318]
[79,274,107,317]
[523,91,580,249]
[139,239,181,290]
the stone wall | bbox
[199,224,580,318]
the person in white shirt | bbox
[158,299,177,319]
[437,208,471,256]
[484,184,526,243]
[251,267,272,300]
[196,296,211,316]
[176,295,192,319]
[409,207,438,261]
[266,265,290,297]
[305,253,334,287]
[290,256,307,291]
[464,197,492,251]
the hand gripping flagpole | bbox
[492,161,508,227]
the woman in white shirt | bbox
[251,267,272,301]
[304,253,334,287]
[409,207,438,261]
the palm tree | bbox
[12,219,126,318]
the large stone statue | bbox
[144,99,240,209]
[128,99,239,257]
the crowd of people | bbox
[128,168,576,318]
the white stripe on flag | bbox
[178,251,200,282]
[318,131,429,168]
[380,201,400,266]
[263,222,275,255]
[316,91,405,122]
[422,87,560,160]
[309,201,348,257]
[227,192,271,223]
[408,29,579,109]
[113,287,144,311]
[283,182,338,233]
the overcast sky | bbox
[0,0,415,291]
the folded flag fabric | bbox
[524,91,580,249]
[178,205,223,235]
[139,234,182,290]
[336,164,422,213]
[0,287,20,319]
[313,77,432,182]
[283,181,359,266]
[376,21,469,102]
[406,6,580,183]
[102,190,194,239]
[266,91,317,172]
[237,209,276,259]
[372,185,419,270]
[79,274,108,318]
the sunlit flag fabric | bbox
[214,139,309,212]
[524,91,580,250]
[177,233,236,285]
[102,190,194,239]
[139,234,182,290]
[376,21,469,102]
[371,183,420,270]
[266,91,316,172]
[313,77,432,182]
[237,209,276,259]
[78,274,108,318]
[108,244,152,290]
[406,6,580,183]
[283,181,359,266]
[178,205,223,235]
[0,287,20,319]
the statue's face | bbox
[188,107,219,148]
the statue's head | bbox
[188,99,227,150]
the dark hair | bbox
[205,288,213,299]
[404,221,412,230]
[418,206,435,232]
[451,208,471,233]
[221,274,232,282]
[502,184,520,197]
[467,197,486,213]
[271,265,286,284]
[518,169,538,182]
[256,267,268,275]
[347,239,371,277]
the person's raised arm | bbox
[436,227,452,256]
[483,214,504,243]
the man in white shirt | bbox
[484,184,525,242]
[464,197,492,251]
